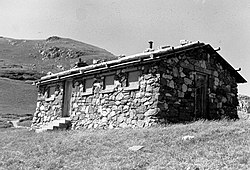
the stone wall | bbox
[157,48,239,122]
[32,82,64,128]
[70,66,161,129]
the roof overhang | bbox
[204,45,247,84]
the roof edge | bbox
[35,41,203,84]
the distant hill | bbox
[0,36,116,119]
[0,36,116,80]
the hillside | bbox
[0,36,116,120]
[0,120,249,169]
[0,36,116,80]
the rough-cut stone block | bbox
[144,74,153,80]
[144,108,158,117]
[147,79,154,85]
[136,105,147,114]
[72,115,79,121]
[168,80,175,88]
[118,116,125,123]
[145,92,152,97]
[119,122,128,128]
[115,101,121,105]
[101,111,108,117]
[165,93,172,97]
[162,73,173,80]
[213,71,219,77]
[101,117,108,123]
[116,93,123,101]
[173,67,179,77]
[40,105,45,111]
[182,84,187,92]
[144,101,153,106]
[180,72,186,78]
[137,120,145,127]
[178,91,184,98]
[184,78,192,85]
[137,113,144,120]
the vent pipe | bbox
[148,40,153,49]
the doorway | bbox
[195,73,208,119]
[62,80,72,117]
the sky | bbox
[0,0,250,95]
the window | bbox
[72,80,81,92]
[47,85,56,98]
[44,85,57,101]
[125,71,140,90]
[84,78,94,94]
[104,75,115,90]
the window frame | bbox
[44,84,57,101]
[83,78,94,95]
[124,69,141,91]
[101,72,116,93]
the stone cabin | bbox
[32,41,247,130]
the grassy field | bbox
[0,78,37,117]
[0,120,249,170]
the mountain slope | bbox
[0,36,116,80]
[0,36,116,119]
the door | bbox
[195,73,208,119]
[62,80,72,117]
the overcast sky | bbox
[0,0,250,95]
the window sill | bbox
[45,95,55,102]
[124,86,139,91]
[100,89,114,94]
[81,92,93,96]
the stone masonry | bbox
[69,66,160,129]
[32,83,64,129]
[157,48,239,122]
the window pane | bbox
[105,75,114,89]
[128,71,139,88]
[48,86,56,98]
[85,79,93,93]
[128,71,139,83]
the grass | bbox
[0,120,249,170]
[17,117,33,127]
[0,78,36,121]
[0,119,12,128]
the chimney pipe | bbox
[148,40,153,49]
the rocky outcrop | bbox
[39,46,86,61]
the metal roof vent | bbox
[148,40,153,49]
[144,40,154,53]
